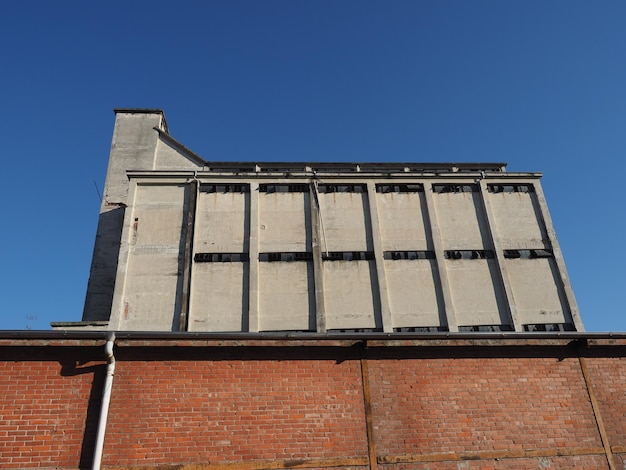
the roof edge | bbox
[113,108,165,114]
[154,127,208,166]
[1,330,625,343]
[114,108,168,133]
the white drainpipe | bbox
[92,332,116,470]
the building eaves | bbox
[200,161,509,173]
[1,330,626,348]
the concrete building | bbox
[10,110,626,470]
[59,108,582,333]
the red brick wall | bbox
[0,346,104,468]
[587,357,626,446]
[0,339,624,469]
[104,351,368,466]
[586,356,626,468]
[368,356,601,456]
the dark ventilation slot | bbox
[200,184,249,193]
[523,323,575,332]
[194,253,249,263]
[503,249,553,259]
[376,184,424,193]
[317,184,366,193]
[312,166,359,173]
[487,184,534,193]
[444,250,494,260]
[259,252,313,262]
[432,184,477,193]
[393,327,449,333]
[259,184,309,193]
[327,328,380,333]
[261,329,313,333]
[383,251,435,260]
[458,325,514,332]
[322,251,375,261]
[209,165,256,172]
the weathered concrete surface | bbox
[82,110,203,322]
[78,110,583,333]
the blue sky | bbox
[0,1,624,331]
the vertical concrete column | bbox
[533,183,584,331]
[310,182,327,333]
[177,179,198,331]
[248,182,260,332]
[422,183,458,332]
[366,182,393,333]
[107,179,140,331]
[187,180,202,330]
[477,180,522,331]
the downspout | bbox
[93,332,116,470]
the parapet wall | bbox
[1,333,625,469]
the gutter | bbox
[92,332,116,470]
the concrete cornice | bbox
[124,170,542,179]
[1,330,626,347]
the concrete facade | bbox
[70,109,582,333]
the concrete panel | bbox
[505,258,570,325]
[446,259,509,326]
[376,192,430,251]
[384,259,444,328]
[259,192,311,252]
[433,191,490,249]
[195,191,249,253]
[132,186,188,246]
[324,261,380,330]
[155,139,204,170]
[117,184,186,331]
[119,275,180,330]
[319,192,371,252]
[189,263,248,331]
[258,262,315,331]
[488,190,549,249]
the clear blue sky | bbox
[0,1,624,331]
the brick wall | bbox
[105,348,368,466]
[0,337,624,469]
[586,355,626,468]
[0,345,104,468]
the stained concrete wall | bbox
[384,258,443,328]
[377,190,430,251]
[258,190,311,252]
[105,175,582,333]
[258,261,315,331]
[79,110,583,333]
[82,110,202,322]
[111,183,188,331]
